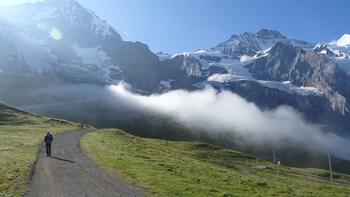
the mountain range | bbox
[0,0,350,131]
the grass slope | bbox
[0,103,79,197]
[82,129,350,197]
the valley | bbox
[0,0,350,196]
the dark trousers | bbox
[46,143,52,156]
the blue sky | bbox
[2,0,350,53]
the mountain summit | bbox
[0,0,117,40]
[334,34,350,47]
[213,29,313,58]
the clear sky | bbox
[1,0,350,53]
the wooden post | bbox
[328,153,333,183]
[273,148,278,176]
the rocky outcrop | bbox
[158,54,228,90]
[246,43,350,114]
[208,79,333,120]
[313,43,336,56]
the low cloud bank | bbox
[16,83,350,159]
[108,84,350,159]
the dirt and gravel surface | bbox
[25,130,145,197]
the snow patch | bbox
[325,36,350,72]
[72,43,111,66]
[0,24,57,74]
[335,34,350,47]
[240,55,253,62]
[208,74,251,84]
[89,12,112,37]
[319,50,327,54]
[168,49,253,78]
[160,79,175,89]
[208,74,324,96]
[259,81,324,96]
[156,52,172,61]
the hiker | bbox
[44,132,53,157]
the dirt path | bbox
[25,130,145,197]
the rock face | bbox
[0,0,164,91]
[158,30,350,129]
[207,79,333,120]
[158,54,228,89]
[246,43,350,114]
[313,43,335,56]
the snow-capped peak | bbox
[212,29,313,59]
[334,34,350,47]
[313,43,335,56]
[314,43,327,49]
[0,0,115,39]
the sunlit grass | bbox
[82,129,350,196]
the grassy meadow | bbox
[82,129,350,197]
[0,103,79,197]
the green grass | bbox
[0,103,79,197]
[82,129,350,197]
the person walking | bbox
[44,132,53,157]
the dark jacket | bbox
[44,134,53,144]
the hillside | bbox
[0,103,79,196]
[82,129,350,196]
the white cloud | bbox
[20,83,350,159]
[109,84,350,159]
